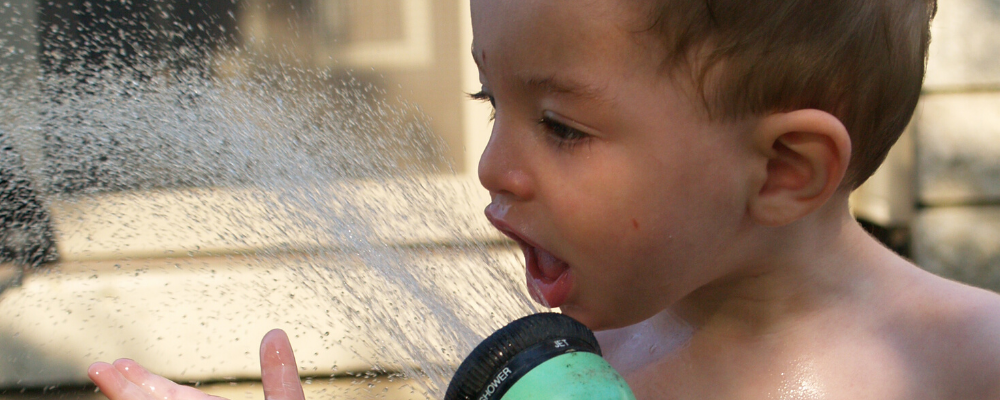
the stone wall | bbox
[910,0,1000,292]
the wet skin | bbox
[472,0,1000,399]
[89,330,304,400]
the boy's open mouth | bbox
[522,244,573,308]
[485,210,573,308]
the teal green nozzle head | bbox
[445,313,636,400]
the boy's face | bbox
[473,0,754,330]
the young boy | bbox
[91,0,1000,399]
[474,0,999,398]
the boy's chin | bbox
[559,305,655,332]
[556,305,610,332]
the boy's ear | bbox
[748,109,851,226]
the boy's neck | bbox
[671,194,894,340]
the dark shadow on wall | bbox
[0,327,90,390]
[858,218,911,259]
[986,0,1000,15]
[31,0,446,195]
[1,134,58,293]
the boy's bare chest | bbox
[612,335,916,400]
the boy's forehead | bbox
[470,0,634,45]
[470,0,650,89]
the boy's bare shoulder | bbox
[888,266,1000,398]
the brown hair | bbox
[634,0,938,187]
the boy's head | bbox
[472,0,937,329]
[632,0,938,188]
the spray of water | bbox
[0,6,541,397]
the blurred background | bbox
[0,0,998,399]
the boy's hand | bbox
[88,329,305,400]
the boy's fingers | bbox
[112,359,211,400]
[260,329,305,400]
[88,362,155,400]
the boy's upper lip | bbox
[484,205,542,251]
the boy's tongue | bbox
[537,249,566,280]
[526,246,572,308]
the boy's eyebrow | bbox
[471,48,611,104]
[521,75,610,104]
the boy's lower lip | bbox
[524,245,572,308]
[483,208,573,308]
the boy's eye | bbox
[467,91,589,149]
[539,114,590,150]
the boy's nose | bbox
[477,122,535,201]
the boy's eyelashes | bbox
[469,90,497,121]
[469,90,495,106]
[468,90,591,150]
